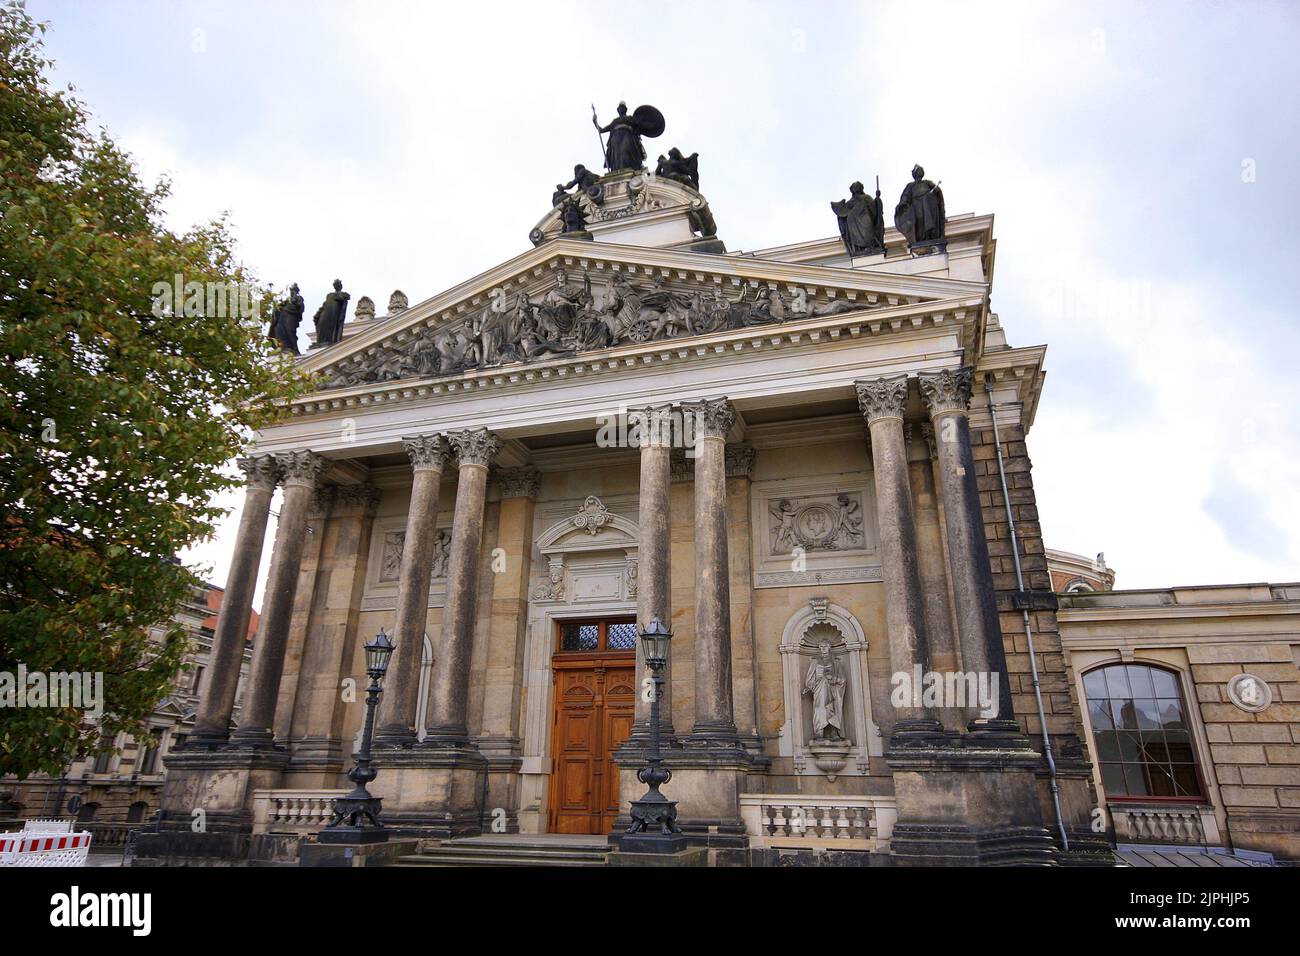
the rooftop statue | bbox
[894,165,946,252]
[655,147,700,190]
[831,180,884,257]
[592,101,664,173]
[268,282,304,354]
[313,279,350,347]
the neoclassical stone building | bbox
[138,160,1141,866]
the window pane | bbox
[1111,699,1139,731]
[606,623,638,651]
[1083,669,1109,699]
[1094,730,1120,762]
[1088,699,1113,732]
[1126,665,1156,699]
[1145,762,1179,798]
[1156,699,1186,730]
[1123,762,1152,797]
[560,624,598,652]
[1171,765,1202,798]
[1117,731,1143,762]
[1163,730,1195,763]
[1134,698,1162,730]
[1150,668,1179,698]
[1104,666,1132,698]
[1100,763,1128,796]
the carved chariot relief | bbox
[313,263,872,393]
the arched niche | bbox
[777,597,881,776]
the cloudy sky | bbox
[31,0,1300,599]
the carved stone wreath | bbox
[570,496,613,536]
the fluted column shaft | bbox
[686,398,739,743]
[632,405,675,738]
[425,428,500,741]
[192,455,280,745]
[856,377,931,728]
[919,367,1015,722]
[376,435,449,745]
[232,450,327,745]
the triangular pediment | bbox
[302,239,987,394]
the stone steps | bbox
[395,835,610,868]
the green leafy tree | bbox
[0,1,307,778]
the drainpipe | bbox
[983,373,1069,852]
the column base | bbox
[369,737,488,839]
[226,726,284,751]
[886,730,1058,867]
[887,717,958,750]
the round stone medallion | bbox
[1227,673,1272,713]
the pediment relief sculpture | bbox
[315,269,861,392]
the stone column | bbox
[630,404,675,740]
[684,398,740,746]
[854,377,943,742]
[230,450,327,747]
[918,367,1015,726]
[425,428,500,743]
[375,435,450,746]
[191,455,280,747]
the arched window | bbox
[127,801,150,823]
[1083,663,1203,801]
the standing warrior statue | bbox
[831,180,885,257]
[313,279,351,347]
[269,282,305,353]
[894,165,946,250]
[592,101,665,173]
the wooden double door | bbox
[547,618,638,834]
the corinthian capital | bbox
[403,434,449,472]
[496,466,541,500]
[627,404,678,448]
[449,428,501,468]
[237,454,281,492]
[274,450,328,488]
[917,367,974,417]
[854,376,909,424]
[684,397,735,441]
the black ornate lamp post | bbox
[621,617,687,853]
[320,629,395,845]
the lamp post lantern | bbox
[320,628,395,845]
[620,617,688,853]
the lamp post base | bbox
[318,826,390,845]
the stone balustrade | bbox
[251,789,349,835]
[739,794,897,850]
[1111,804,1218,846]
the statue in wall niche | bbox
[592,101,664,173]
[654,147,700,189]
[894,165,946,250]
[831,180,885,257]
[803,641,847,742]
[313,279,350,346]
[268,282,304,353]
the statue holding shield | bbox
[592,101,665,173]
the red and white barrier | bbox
[0,830,93,866]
